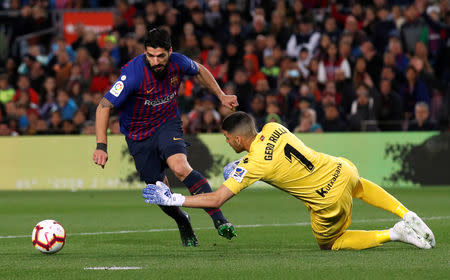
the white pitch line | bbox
[84,267,142,270]
[1,216,449,239]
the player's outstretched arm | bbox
[93,97,114,169]
[195,62,238,109]
[143,182,235,208]
[183,185,235,208]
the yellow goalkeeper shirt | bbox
[224,122,355,212]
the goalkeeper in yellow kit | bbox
[143,112,436,250]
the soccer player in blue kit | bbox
[92,28,238,246]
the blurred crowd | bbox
[0,0,449,137]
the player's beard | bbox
[150,64,169,80]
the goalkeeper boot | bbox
[177,212,198,247]
[215,219,237,240]
[403,211,436,248]
[390,221,431,249]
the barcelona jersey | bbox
[104,52,199,140]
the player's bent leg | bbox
[330,222,432,250]
[167,153,237,240]
[331,230,385,250]
[354,178,409,218]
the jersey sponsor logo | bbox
[231,167,247,183]
[316,162,342,198]
[120,75,127,81]
[110,81,124,97]
[144,91,177,106]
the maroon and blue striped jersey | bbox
[104,52,199,140]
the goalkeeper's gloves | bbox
[142,181,185,206]
[223,159,241,180]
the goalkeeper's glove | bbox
[223,159,241,180]
[142,181,185,206]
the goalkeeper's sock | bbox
[331,230,390,250]
[158,205,187,224]
[183,170,227,225]
[354,178,409,218]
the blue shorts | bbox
[125,118,186,184]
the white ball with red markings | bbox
[31,220,66,254]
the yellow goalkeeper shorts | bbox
[310,157,360,247]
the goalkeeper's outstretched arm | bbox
[183,185,235,208]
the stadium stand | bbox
[0,0,448,136]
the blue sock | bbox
[183,170,227,226]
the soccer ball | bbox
[31,220,66,254]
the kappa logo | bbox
[231,167,247,183]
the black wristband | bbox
[96,143,107,153]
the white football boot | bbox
[390,221,432,249]
[403,211,436,248]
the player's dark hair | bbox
[222,111,257,136]
[144,27,171,51]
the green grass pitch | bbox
[0,187,449,279]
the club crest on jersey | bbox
[110,81,124,97]
[231,167,247,183]
[170,76,178,86]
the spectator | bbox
[13,75,39,107]
[348,83,378,131]
[90,57,112,94]
[74,47,94,85]
[321,104,348,132]
[401,66,431,120]
[233,68,254,112]
[286,17,321,60]
[408,102,438,131]
[372,6,397,54]
[318,42,351,84]
[353,57,374,90]
[388,37,410,73]
[53,50,72,89]
[72,110,86,133]
[0,73,15,105]
[261,54,280,88]
[360,40,383,86]
[376,79,403,131]
[323,16,341,43]
[400,5,427,55]
[294,108,323,133]
[117,0,136,28]
[250,93,267,130]
[204,49,228,85]
[269,10,292,49]
[81,120,95,135]
[56,89,78,121]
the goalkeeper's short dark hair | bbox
[144,27,171,51]
[222,111,257,137]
